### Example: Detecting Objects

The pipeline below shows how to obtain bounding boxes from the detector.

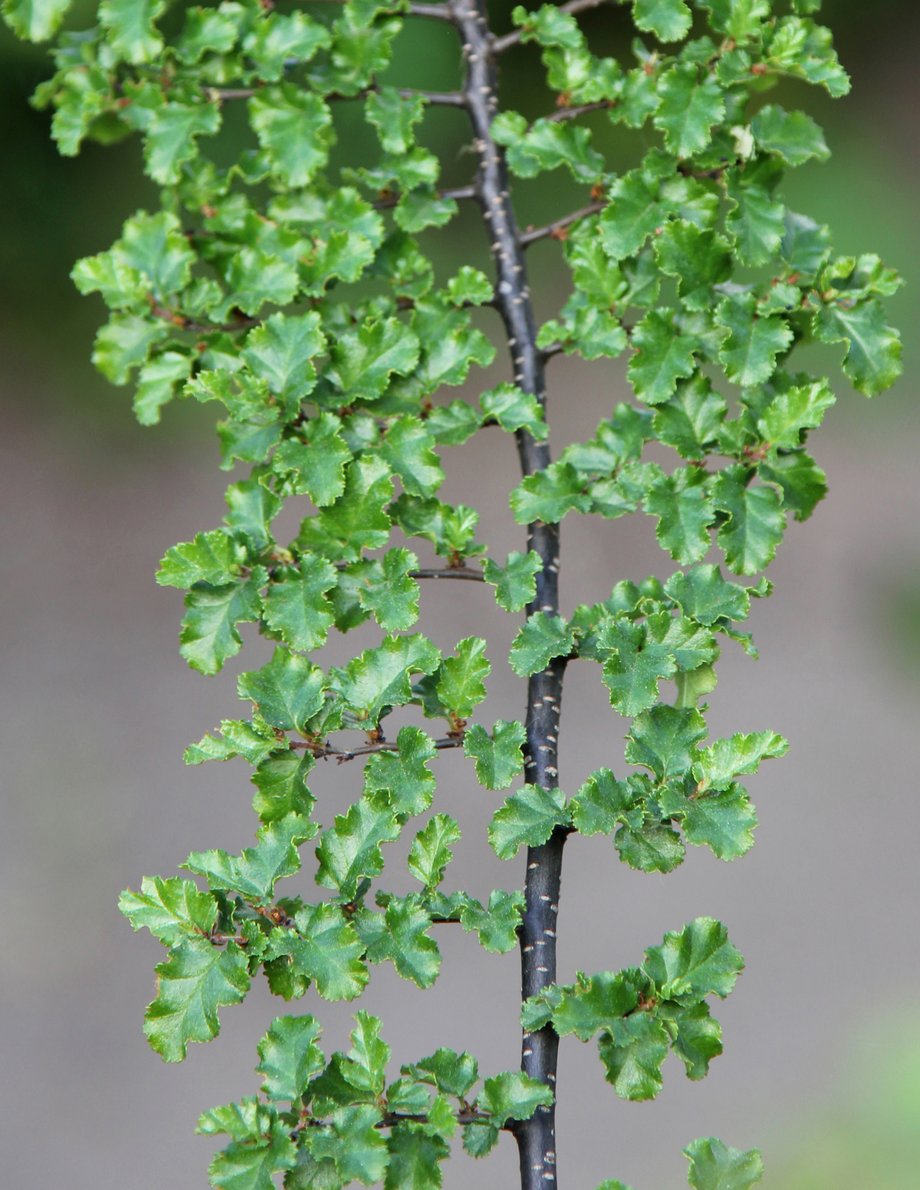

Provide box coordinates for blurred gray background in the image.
[2,2,919,1187]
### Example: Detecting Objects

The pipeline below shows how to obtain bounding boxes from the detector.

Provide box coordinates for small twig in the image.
[407,2,455,19]
[520,200,605,246]
[292,736,464,761]
[373,183,477,211]
[411,566,484,582]
[545,99,615,123]
[491,0,607,54]
[207,84,467,106]
[539,342,566,361]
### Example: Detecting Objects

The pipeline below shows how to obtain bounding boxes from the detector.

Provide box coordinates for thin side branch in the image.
[207,84,467,106]
[292,736,464,761]
[491,0,608,54]
[520,201,606,246]
[546,99,615,123]
[411,566,484,581]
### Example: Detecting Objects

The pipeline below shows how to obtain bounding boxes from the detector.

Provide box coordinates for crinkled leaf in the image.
[628,310,698,406]
[626,705,708,781]
[644,916,744,1003]
[712,469,786,575]
[262,556,338,652]
[509,613,576,677]
[463,720,526,790]
[654,65,724,158]
[144,937,250,1062]
[258,1015,325,1101]
[180,576,263,676]
[331,634,441,725]
[477,1072,553,1126]
[238,649,325,731]
[598,1014,670,1101]
[184,813,315,902]
[364,726,437,819]
[813,299,902,397]
[315,799,401,898]
[632,0,691,42]
[119,875,218,946]
[510,461,592,524]
[489,784,570,860]
[408,814,461,889]
[684,1137,764,1189]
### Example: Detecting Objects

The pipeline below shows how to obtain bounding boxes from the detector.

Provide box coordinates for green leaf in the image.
[184,814,315,902]
[684,1137,764,1189]
[483,551,540,612]
[179,576,263,676]
[766,15,849,97]
[813,299,902,397]
[262,557,338,652]
[759,448,827,522]
[275,903,369,1001]
[654,65,725,157]
[328,316,420,403]
[552,971,643,1041]
[599,612,716,716]
[406,1049,478,1101]
[315,798,401,899]
[683,785,758,860]
[99,0,165,63]
[570,769,637,836]
[385,1127,450,1190]
[258,1015,325,1101]
[243,313,326,408]
[644,917,744,1003]
[199,1099,297,1190]
[139,99,221,186]
[157,531,244,589]
[751,104,829,166]
[355,547,420,632]
[712,469,786,575]
[510,461,592,524]
[252,750,316,823]
[446,266,493,307]
[628,310,698,406]
[365,86,425,154]
[144,937,250,1062]
[626,705,708,781]
[509,613,576,677]
[408,814,461,889]
[489,784,569,860]
[298,455,393,561]
[477,1072,553,1126]
[599,168,669,261]
[134,351,192,426]
[437,637,490,718]
[655,223,732,312]
[308,1105,389,1185]
[185,719,279,768]
[273,415,352,508]
[652,377,727,461]
[459,889,525,954]
[598,1014,670,1101]
[238,649,326,731]
[725,183,786,269]
[119,876,217,946]
[757,380,835,447]
[716,296,793,388]
[664,566,753,627]
[250,85,332,187]
[662,999,722,1080]
[364,726,437,819]
[480,384,547,439]
[645,471,715,564]
[693,730,788,790]
[3,0,71,39]
[331,634,441,725]
[463,720,526,790]
[616,822,686,872]
[380,415,444,497]
[224,480,281,550]
[632,0,691,41]
[356,895,441,988]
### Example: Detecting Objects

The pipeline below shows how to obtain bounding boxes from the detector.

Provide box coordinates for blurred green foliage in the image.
[764,1012,920,1188]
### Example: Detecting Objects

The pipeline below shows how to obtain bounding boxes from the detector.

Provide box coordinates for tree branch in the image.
[520,201,606,246]
[491,0,608,54]
[207,84,467,106]
[449,2,566,1187]
[545,99,615,123]
[292,736,464,762]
